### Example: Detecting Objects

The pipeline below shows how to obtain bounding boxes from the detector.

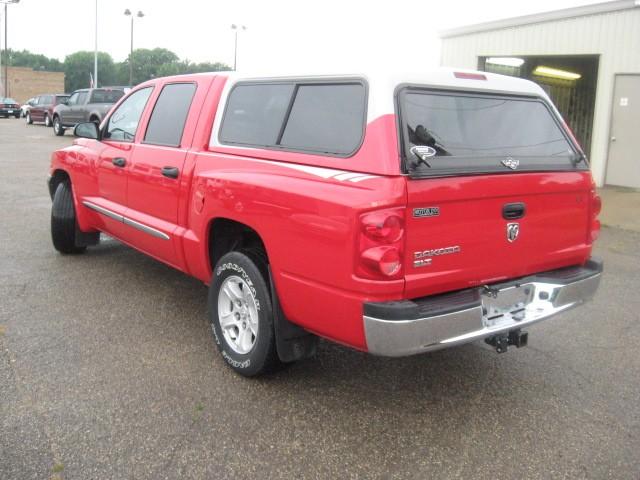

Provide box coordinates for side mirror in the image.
[74,122,100,140]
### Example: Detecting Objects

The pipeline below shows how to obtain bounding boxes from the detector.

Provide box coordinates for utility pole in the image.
[124,9,144,86]
[94,0,98,87]
[1,0,20,97]
[230,24,246,71]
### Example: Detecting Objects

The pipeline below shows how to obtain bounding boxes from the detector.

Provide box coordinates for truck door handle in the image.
[502,202,526,220]
[161,166,180,179]
[112,157,126,168]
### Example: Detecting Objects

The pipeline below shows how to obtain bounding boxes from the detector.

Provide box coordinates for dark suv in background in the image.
[52,87,127,136]
[26,94,70,126]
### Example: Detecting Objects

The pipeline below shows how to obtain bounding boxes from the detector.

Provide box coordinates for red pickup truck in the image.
[48,70,602,376]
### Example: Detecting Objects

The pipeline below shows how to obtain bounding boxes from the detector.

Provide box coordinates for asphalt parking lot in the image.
[1,117,639,480]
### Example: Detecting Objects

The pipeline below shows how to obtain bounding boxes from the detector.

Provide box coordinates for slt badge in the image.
[507,222,520,243]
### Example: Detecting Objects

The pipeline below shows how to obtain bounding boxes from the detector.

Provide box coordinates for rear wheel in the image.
[44,113,51,127]
[53,116,65,136]
[208,251,281,376]
[26,112,33,124]
[51,181,86,254]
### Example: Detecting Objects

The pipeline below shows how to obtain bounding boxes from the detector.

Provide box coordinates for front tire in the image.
[26,112,33,124]
[51,181,86,254]
[53,116,65,136]
[208,251,281,377]
[44,113,51,127]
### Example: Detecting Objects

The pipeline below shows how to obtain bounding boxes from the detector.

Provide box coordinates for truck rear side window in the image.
[144,83,197,147]
[399,89,581,176]
[219,84,294,147]
[280,84,365,155]
[218,81,366,157]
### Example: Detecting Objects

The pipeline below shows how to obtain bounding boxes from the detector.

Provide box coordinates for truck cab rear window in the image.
[399,89,580,176]
[90,89,125,104]
[219,81,366,156]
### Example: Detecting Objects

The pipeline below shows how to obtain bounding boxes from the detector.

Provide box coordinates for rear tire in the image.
[208,251,282,377]
[26,112,33,124]
[53,116,65,136]
[51,181,86,254]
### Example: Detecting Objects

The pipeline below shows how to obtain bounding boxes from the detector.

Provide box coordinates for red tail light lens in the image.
[589,190,601,243]
[361,211,404,243]
[361,246,402,277]
[591,194,601,217]
[454,72,487,80]
[358,208,404,279]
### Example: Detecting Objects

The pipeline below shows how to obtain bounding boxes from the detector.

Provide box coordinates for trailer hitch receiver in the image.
[485,329,528,353]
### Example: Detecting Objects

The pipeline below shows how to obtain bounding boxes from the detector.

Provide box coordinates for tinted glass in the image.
[56,95,70,104]
[280,84,366,155]
[403,92,573,158]
[105,87,152,142]
[76,92,88,105]
[41,95,54,105]
[219,83,294,146]
[3,98,17,104]
[67,93,79,105]
[144,83,196,146]
[90,89,125,104]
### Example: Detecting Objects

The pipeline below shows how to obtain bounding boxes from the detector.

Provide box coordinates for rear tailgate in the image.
[404,172,592,298]
[397,86,593,298]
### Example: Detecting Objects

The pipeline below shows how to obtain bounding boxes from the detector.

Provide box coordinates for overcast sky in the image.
[1,0,609,72]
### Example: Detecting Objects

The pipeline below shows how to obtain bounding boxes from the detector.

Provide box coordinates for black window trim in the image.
[142,81,198,148]
[217,77,369,158]
[394,84,587,178]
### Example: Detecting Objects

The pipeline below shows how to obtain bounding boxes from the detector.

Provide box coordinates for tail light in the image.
[588,186,601,244]
[357,208,404,279]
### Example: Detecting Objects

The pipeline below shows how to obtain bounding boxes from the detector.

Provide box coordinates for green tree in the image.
[125,48,180,85]
[183,61,230,74]
[0,49,64,72]
[63,51,116,92]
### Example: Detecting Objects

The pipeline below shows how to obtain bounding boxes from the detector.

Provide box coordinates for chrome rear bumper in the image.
[363,258,602,357]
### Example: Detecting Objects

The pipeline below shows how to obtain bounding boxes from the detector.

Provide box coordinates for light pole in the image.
[124,9,144,86]
[0,0,20,98]
[94,0,98,87]
[230,24,246,71]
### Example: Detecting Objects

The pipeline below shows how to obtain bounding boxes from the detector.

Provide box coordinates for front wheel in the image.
[44,113,51,127]
[53,116,65,136]
[51,181,86,254]
[208,251,281,376]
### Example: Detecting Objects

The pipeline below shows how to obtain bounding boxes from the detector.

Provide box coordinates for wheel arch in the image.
[207,217,268,273]
[48,169,71,200]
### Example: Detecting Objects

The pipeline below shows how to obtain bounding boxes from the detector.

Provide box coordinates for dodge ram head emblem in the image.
[501,157,519,170]
[506,223,520,242]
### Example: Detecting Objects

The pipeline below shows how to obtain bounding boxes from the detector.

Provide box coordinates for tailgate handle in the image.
[503,202,526,219]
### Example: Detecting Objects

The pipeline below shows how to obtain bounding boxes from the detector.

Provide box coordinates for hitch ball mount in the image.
[485,329,528,353]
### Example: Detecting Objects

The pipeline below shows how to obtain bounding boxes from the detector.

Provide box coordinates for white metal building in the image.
[440,0,640,188]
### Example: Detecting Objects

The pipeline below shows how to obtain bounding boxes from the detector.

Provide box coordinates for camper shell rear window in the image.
[397,87,585,177]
